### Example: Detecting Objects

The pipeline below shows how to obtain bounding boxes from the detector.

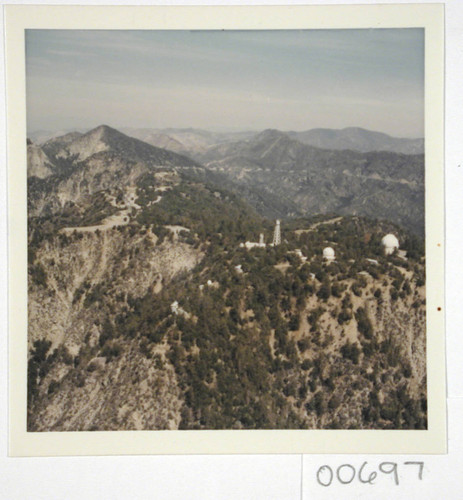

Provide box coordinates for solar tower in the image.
[272,219,281,246]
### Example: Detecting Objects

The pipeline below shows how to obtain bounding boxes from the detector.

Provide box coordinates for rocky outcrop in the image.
[28,227,204,351]
[27,144,55,179]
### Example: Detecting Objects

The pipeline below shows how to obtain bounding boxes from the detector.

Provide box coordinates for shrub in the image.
[288,314,300,331]
[317,281,331,300]
[355,307,373,339]
[301,359,311,370]
[47,379,60,395]
[30,263,48,288]
[297,338,310,353]
[340,341,360,364]
[337,308,352,325]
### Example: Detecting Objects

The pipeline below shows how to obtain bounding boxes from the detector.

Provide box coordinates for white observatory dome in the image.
[381,234,399,255]
[323,247,335,261]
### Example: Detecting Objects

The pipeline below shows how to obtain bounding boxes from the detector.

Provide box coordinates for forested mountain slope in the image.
[195,129,425,236]
[27,127,426,430]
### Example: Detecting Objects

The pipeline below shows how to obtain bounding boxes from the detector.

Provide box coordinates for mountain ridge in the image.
[30,125,424,155]
[195,128,424,235]
[29,125,425,235]
[27,125,202,219]
[287,127,424,154]
[50,125,201,168]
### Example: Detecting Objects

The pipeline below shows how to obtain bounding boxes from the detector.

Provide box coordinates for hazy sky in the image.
[26,29,424,137]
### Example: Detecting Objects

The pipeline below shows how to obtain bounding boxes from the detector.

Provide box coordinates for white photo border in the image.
[6,3,445,456]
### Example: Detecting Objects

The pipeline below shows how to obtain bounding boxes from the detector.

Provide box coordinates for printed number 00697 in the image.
[316,461,424,487]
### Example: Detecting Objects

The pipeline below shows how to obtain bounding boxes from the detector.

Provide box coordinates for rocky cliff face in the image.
[41,131,83,158]
[27,144,55,179]
[287,261,426,428]
[28,227,204,351]
[28,226,202,431]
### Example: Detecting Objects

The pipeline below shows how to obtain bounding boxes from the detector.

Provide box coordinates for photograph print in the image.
[26,28,428,432]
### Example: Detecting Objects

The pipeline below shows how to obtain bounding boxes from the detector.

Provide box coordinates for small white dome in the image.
[323,247,335,260]
[382,234,399,255]
[381,234,399,249]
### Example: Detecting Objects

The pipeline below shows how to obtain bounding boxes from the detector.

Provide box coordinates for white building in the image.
[323,247,335,261]
[170,301,179,314]
[381,234,399,255]
[291,249,307,262]
[239,220,280,250]
[240,233,266,250]
[171,301,189,318]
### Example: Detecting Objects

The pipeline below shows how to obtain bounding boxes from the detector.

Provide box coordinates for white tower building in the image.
[272,220,281,246]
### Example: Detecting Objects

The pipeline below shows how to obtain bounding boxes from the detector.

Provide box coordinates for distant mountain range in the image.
[30,125,424,156]
[195,129,425,235]
[287,127,424,155]
[28,125,424,235]
[120,128,257,156]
